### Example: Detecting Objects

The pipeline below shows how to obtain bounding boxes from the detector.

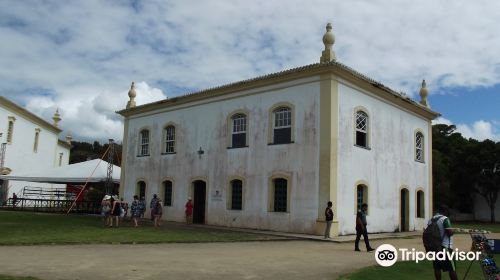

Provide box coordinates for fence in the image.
[2,198,100,214]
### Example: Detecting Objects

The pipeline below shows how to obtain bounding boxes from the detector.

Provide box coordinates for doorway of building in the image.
[400,188,409,232]
[137,181,146,199]
[193,180,206,224]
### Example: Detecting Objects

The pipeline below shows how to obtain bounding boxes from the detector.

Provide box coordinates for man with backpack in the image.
[423,205,457,280]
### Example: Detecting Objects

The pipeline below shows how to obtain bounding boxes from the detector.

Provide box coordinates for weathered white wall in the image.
[336,80,431,235]
[0,104,69,198]
[122,78,321,234]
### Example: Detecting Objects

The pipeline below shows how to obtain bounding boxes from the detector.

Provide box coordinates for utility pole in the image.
[105,139,114,195]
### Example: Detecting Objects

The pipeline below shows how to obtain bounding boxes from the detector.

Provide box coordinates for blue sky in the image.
[0,0,498,142]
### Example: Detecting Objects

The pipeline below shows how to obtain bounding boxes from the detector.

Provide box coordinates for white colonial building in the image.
[118,24,439,236]
[0,96,71,202]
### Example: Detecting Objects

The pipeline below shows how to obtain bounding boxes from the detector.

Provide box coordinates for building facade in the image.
[0,96,71,202]
[118,24,439,236]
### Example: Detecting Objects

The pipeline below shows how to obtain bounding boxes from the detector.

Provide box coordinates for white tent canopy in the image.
[0,159,120,184]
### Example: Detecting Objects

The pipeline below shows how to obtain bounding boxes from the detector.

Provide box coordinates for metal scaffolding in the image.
[104,139,114,195]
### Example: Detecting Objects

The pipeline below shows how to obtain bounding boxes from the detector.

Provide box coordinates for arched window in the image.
[415,132,424,162]
[416,190,425,218]
[139,129,150,156]
[272,107,292,144]
[355,111,368,148]
[163,180,173,206]
[273,178,288,212]
[231,114,247,148]
[164,125,176,153]
[356,184,368,212]
[230,179,243,210]
[33,128,40,153]
[137,181,146,199]
[6,116,15,144]
[58,153,63,166]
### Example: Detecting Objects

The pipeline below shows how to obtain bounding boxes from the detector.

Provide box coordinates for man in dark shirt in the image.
[324,201,334,239]
[355,203,374,252]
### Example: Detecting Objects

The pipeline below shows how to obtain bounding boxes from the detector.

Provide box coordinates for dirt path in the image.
[0,234,495,280]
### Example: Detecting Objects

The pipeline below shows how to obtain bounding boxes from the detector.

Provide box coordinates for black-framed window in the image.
[230,179,242,210]
[417,190,424,218]
[231,114,247,148]
[356,184,367,212]
[273,107,292,144]
[164,180,173,206]
[139,129,150,156]
[7,120,14,143]
[273,178,287,212]
[165,125,175,153]
[415,132,424,162]
[355,111,368,147]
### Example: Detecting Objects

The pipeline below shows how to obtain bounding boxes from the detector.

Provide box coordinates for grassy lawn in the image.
[338,259,491,280]
[0,211,281,245]
[454,222,500,233]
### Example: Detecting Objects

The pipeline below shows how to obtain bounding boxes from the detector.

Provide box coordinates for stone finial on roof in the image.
[419,80,430,108]
[52,108,61,127]
[320,22,336,63]
[126,82,137,109]
[65,133,72,145]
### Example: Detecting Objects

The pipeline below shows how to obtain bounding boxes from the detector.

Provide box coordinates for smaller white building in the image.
[0,96,71,202]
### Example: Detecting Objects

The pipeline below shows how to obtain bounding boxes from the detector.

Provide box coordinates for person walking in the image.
[150,194,158,221]
[12,193,17,208]
[139,197,146,218]
[355,203,374,252]
[185,197,193,224]
[110,196,122,227]
[100,196,111,227]
[431,205,457,280]
[154,199,163,227]
[130,195,141,227]
[324,201,334,239]
[120,198,128,221]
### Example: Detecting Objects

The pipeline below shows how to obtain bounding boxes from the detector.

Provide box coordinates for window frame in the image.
[163,125,176,154]
[416,189,425,218]
[229,179,243,210]
[354,109,370,149]
[268,174,292,213]
[162,180,173,207]
[138,129,150,156]
[227,110,249,149]
[33,128,41,153]
[415,131,425,163]
[268,103,295,145]
[354,182,369,215]
[6,116,16,144]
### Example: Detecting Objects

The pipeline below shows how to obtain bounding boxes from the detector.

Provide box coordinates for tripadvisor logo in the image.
[375,244,398,267]
[374,244,482,267]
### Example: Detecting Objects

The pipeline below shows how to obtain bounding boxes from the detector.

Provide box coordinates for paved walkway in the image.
[2,233,497,280]
[185,222,422,243]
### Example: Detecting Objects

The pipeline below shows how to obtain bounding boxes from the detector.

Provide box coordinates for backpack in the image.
[423,215,444,252]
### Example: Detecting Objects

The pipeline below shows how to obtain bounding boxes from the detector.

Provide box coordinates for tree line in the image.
[433,124,500,222]
[70,141,122,167]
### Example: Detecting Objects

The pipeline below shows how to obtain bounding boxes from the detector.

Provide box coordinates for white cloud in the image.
[23,82,166,142]
[433,117,500,141]
[456,120,499,141]
[0,0,499,141]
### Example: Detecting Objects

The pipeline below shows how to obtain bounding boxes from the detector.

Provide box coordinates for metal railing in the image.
[2,198,101,214]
